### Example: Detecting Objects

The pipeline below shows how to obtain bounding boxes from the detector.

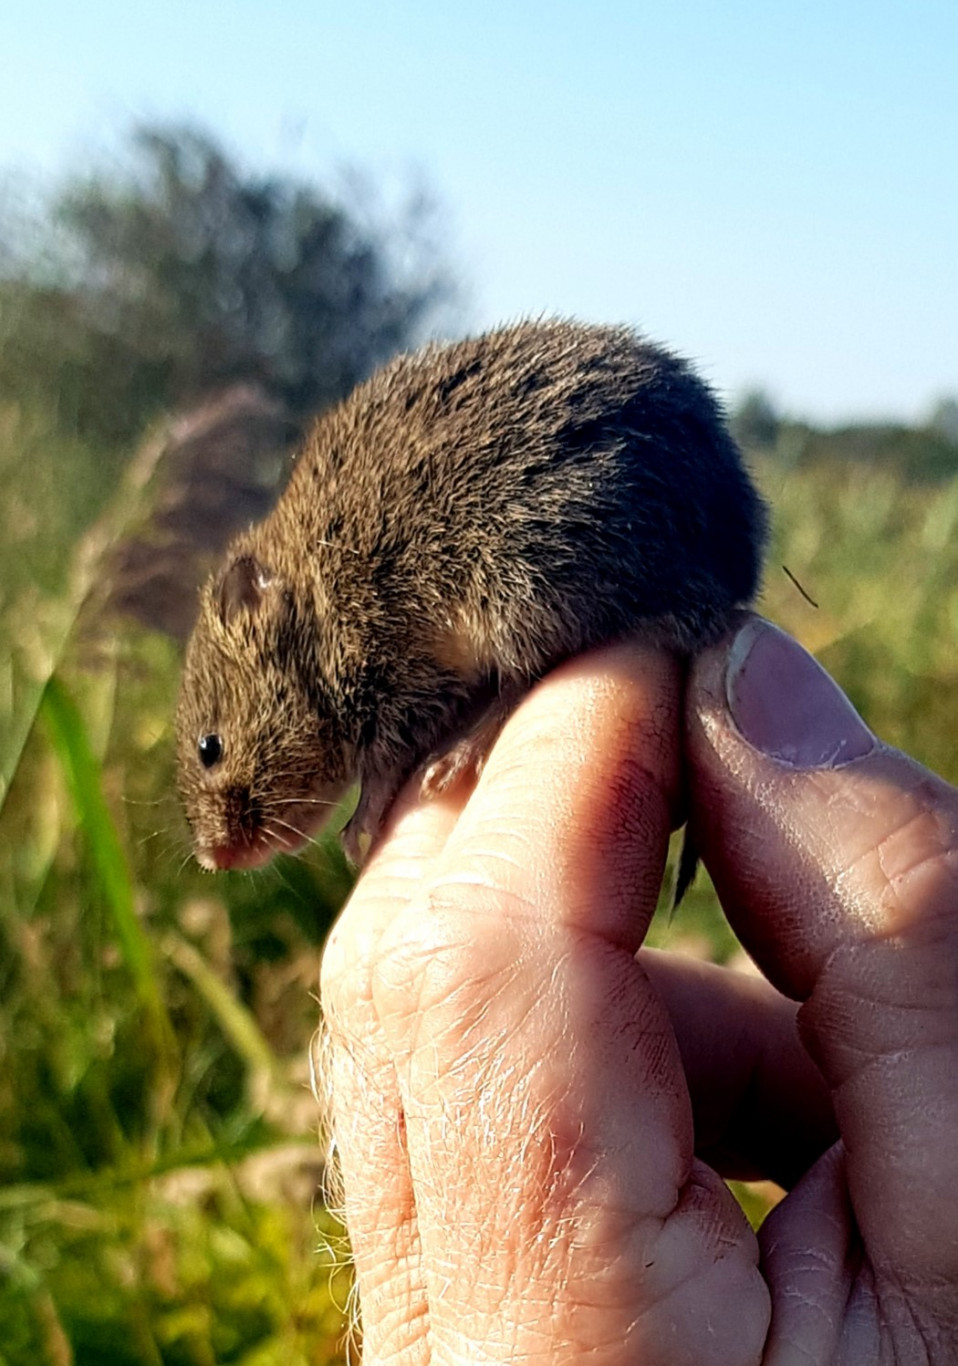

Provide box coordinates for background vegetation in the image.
[1,123,956,1365]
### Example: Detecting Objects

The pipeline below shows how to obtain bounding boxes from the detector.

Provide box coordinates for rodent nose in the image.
[202,840,271,871]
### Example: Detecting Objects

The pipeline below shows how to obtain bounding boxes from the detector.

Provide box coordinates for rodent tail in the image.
[671,826,700,910]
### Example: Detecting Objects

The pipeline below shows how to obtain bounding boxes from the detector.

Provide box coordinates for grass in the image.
[2,399,957,1362]
[0,404,355,1364]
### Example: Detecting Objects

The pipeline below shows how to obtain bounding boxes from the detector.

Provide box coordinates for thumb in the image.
[685,615,958,999]
[685,615,958,1286]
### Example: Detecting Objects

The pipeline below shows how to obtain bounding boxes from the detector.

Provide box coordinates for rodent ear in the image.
[218,554,273,626]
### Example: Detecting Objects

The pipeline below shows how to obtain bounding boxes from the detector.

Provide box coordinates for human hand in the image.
[319,617,958,1363]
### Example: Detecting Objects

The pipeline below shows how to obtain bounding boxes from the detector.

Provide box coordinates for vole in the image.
[176,319,767,888]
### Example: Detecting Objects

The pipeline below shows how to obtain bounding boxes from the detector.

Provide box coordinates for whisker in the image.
[136,828,172,850]
[258,798,338,814]
[263,816,310,844]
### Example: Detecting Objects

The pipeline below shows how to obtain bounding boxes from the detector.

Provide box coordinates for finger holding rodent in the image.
[420,639,687,949]
[319,788,466,1364]
[366,642,769,1365]
[686,616,958,1322]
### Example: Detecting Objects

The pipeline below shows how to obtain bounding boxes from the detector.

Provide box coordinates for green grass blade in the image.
[0,414,177,822]
[39,674,176,1059]
[163,932,281,1107]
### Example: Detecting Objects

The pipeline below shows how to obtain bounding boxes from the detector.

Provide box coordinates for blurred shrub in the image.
[729,389,780,451]
[0,122,455,450]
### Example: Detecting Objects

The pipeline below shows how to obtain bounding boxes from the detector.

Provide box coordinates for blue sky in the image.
[1,0,955,421]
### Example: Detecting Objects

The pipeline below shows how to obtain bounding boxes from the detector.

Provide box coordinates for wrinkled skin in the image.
[321,616,958,1365]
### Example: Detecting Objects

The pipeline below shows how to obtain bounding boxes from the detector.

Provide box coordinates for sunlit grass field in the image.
[2,402,957,1364]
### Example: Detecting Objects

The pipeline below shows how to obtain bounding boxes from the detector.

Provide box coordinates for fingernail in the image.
[726,619,875,768]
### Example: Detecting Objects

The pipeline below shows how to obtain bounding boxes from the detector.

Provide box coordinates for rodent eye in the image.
[198,733,223,769]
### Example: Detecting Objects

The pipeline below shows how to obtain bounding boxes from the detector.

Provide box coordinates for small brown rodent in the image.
[177,319,767,877]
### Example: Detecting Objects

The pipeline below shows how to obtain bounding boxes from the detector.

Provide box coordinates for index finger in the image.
[366,642,770,1363]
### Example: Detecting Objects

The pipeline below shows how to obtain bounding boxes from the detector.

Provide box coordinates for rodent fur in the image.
[177,319,767,872]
